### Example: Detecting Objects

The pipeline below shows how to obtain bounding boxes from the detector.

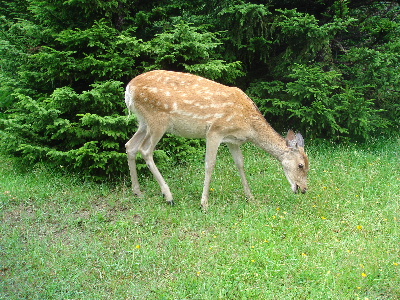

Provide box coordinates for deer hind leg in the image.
[126,123,147,197]
[139,125,174,205]
[227,143,254,200]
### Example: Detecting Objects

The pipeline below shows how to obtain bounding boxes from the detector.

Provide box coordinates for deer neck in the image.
[251,118,288,162]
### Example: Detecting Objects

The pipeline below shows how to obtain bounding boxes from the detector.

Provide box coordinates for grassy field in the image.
[1,137,399,299]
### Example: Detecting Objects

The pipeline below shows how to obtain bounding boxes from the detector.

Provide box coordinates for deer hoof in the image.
[134,191,144,198]
[200,204,208,213]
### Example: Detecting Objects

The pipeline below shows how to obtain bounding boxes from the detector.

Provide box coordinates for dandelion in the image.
[321,216,327,220]
[357,225,363,230]
[394,262,399,266]
[135,245,141,249]
[362,272,367,277]
[301,253,308,257]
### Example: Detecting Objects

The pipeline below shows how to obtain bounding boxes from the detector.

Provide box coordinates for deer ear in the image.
[296,133,305,147]
[286,130,297,149]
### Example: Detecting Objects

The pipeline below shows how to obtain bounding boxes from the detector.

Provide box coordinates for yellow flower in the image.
[357,225,363,230]
[135,245,141,249]
[321,216,327,220]
[301,253,308,257]
[362,272,367,277]
[393,262,399,266]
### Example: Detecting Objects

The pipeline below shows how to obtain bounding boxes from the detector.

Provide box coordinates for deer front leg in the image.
[201,134,222,211]
[227,143,254,200]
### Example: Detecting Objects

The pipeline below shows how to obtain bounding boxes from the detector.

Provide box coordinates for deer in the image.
[125,70,309,210]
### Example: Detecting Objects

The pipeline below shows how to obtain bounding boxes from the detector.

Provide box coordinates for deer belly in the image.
[167,117,208,138]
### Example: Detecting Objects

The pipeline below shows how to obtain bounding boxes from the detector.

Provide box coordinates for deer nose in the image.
[295,185,307,194]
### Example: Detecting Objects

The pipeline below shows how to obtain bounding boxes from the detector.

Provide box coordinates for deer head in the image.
[282,130,309,194]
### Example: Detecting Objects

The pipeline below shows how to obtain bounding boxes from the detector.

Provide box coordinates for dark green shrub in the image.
[248,64,389,140]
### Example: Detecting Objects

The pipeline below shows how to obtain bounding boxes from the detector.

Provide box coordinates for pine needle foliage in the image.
[1,0,399,178]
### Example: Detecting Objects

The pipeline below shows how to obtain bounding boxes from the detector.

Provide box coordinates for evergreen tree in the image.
[1,0,399,177]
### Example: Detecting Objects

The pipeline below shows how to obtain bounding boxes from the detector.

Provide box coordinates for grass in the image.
[1,137,399,299]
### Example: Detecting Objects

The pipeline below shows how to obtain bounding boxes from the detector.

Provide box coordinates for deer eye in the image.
[298,163,304,169]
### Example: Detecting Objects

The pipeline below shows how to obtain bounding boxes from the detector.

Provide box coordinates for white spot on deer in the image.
[192,113,211,120]
[183,99,194,105]
[194,103,209,109]
[148,87,158,94]
[226,114,235,122]
[175,110,194,118]
[209,103,221,108]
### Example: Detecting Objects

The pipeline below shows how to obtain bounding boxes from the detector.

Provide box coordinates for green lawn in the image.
[1,138,399,299]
